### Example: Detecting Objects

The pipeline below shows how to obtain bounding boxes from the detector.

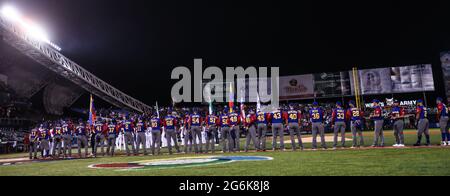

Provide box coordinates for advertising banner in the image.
[314,72,352,98]
[279,74,314,100]
[441,52,450,102]
[390,64,435,93]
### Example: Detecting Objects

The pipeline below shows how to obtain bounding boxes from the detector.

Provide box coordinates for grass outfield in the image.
[0,129,449,176]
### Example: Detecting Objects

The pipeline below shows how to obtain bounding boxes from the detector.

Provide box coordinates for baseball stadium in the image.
[0,1,450,177]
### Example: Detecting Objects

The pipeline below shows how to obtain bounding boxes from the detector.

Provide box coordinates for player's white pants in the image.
[116,133,126,151]
[161,131,177,148]
[145,129,152,148]
[49,141,54,155]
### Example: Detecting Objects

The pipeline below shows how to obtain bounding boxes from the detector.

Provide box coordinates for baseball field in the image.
[0,129,449,176]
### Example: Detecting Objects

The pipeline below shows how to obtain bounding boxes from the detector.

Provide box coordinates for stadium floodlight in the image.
[1,6,21,21]
[1,5,61,51]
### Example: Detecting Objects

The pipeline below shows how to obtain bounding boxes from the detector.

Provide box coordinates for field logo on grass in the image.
[89,156,273,171]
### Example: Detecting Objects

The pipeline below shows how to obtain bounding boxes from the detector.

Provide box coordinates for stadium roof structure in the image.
[0,6,151,114]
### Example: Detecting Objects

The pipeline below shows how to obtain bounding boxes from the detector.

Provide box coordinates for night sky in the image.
[3,0,450,106]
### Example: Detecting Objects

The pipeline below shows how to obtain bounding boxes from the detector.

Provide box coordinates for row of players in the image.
[27,97,449,160]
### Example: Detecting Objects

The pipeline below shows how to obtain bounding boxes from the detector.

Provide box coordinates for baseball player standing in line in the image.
[436,97,449,146]
[93,119,106,157]
[106,119,118,156]
[135,118,148,155]
[61,121,73,158]
[370,99,384,147]
[75,120,89,158]
[52,123,63,158]
[391,100,406,147]
[29,126,39,160]
[229,108,241,152]
[286,104,303,151]
[164,111,181,155]
[190,109,203,154]
[150,114,162,155]
[331,101,346,150]
[256,109,268,152]
[414,99,431,146]
[271,107,285,151]
[347,100,364,148]
[310,102,327,150]
[244,109,259,152]
[39,124,50,158]
[205,112,219,153]
[183,112,194,153]
[123,116,137,156]
[220,109,232,153]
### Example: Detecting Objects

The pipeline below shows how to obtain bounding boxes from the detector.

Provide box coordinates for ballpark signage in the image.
[89,156,273,171]
[313,72,352,98]
[441,52,450,102]
[279,74,314,100]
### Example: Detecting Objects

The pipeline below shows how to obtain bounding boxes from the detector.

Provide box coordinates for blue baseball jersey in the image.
[438,103,448,117]
[332,108,346,122]
[207,115,218,126]
[75,125,86,136]
[123,120,133,132]
[107,123,117,134]
[150,118,161,131]
[94,123,103,134]
[310,108,323,123]
[271,110,283,124]
[220,115,230,127]
[54,126,62,136]
[229,113,240,125]
[416,106,427,119]
[348,108,362,121]
[62,124,71,135]
[256,111,268,124]
[136,122,146,132]
[371,106,383,121]
[391,106,404,119]
[287,110,300,123]
[190,114,201,126]
[30,129,39,140]
[164,115,176,130]
[39,129,50,140]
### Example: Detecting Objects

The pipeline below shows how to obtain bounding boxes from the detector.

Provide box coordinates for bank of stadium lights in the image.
[1,5,61,51]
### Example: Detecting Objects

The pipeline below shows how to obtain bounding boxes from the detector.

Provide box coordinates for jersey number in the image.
[312,113,321,120]
[192,117,200,124]
[166,120,173,126]
[258,115,265,121]
[289,113,297,120]
[273,113,281,119]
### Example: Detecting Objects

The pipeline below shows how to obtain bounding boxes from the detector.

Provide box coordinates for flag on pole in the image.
[229,82,234,113]
[209,102,213,115]
[155,101,160,118]
[88,94,96,126]
[240,88,245,121]
[256,91,261,112]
